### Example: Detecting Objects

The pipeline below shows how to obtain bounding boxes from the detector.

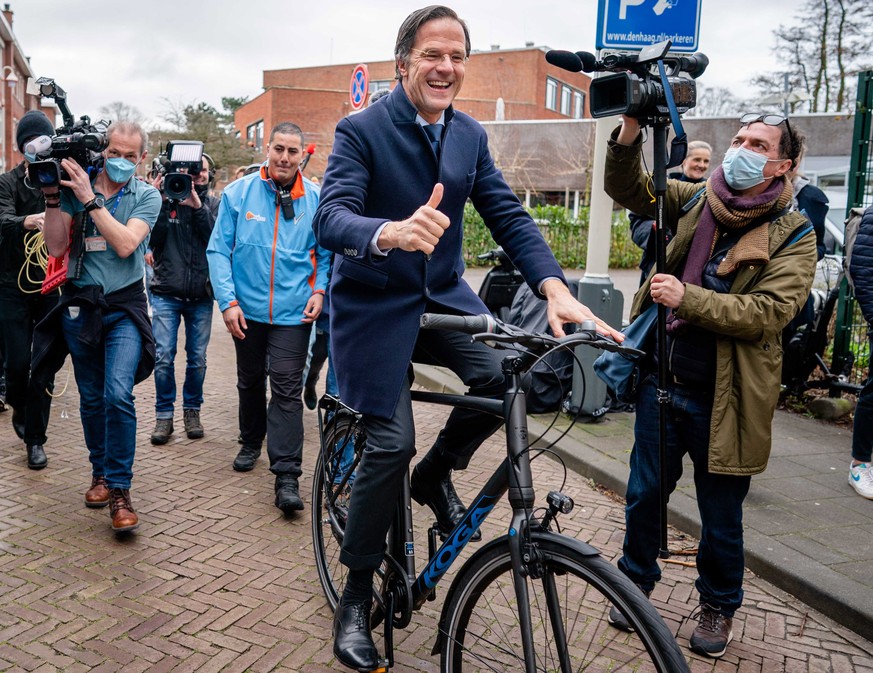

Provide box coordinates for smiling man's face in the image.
[398,17,467,124]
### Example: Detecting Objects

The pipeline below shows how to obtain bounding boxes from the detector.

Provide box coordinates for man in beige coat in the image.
[604,113,816,659]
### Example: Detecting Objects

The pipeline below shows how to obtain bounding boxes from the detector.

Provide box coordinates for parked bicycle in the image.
[782,254,862,397]
[311,313,691,673]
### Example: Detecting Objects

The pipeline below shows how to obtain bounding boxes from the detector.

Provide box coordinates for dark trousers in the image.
[0,286,56,444]
[340,325,505,571]
[852,328,873,463]
[619,376,751,617]
[234,321,309,478]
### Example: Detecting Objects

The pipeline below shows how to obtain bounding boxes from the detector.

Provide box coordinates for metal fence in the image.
[832,70,873,391]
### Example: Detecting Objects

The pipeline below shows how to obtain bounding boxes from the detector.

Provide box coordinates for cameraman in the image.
[148,155,218,444]
[604,114,816,658]
[0,110,58,470]
[34,121,161,534]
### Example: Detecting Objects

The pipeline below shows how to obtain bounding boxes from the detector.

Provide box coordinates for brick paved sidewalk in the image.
[0,314,871,672]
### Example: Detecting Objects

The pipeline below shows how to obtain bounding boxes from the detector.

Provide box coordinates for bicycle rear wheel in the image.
[440,532,689,673]
[311,412,363,611]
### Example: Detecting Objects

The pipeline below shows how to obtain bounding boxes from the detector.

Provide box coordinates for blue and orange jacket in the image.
[207,164,329,325]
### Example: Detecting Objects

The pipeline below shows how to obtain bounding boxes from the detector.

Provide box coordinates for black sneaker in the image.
[608,584,652,632]
[689,603,733,658]
[275,474,304,513]
[150,418,174,445]
[233,445,261,472]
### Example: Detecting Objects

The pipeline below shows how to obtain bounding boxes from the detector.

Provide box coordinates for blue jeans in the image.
[62,307,142,490]
[852,328,873,463]
[151,294,213,418]
[619,376,751,617]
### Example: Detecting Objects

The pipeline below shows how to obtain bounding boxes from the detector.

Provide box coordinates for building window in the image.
[247,120,264,152]
[574,91,585,119]
[545,78,558,111]
[560,86,572,116]
[369,80,391,94]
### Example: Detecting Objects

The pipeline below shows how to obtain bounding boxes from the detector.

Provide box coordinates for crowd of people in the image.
[1,4,871,668]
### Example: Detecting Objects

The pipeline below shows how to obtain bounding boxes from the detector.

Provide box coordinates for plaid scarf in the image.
[667,166,793,335]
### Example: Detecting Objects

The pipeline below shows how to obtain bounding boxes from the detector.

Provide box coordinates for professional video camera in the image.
[150,140,205,202]
[545,40,708,122]
[25,77,110,189]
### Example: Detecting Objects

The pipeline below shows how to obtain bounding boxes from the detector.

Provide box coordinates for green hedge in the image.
[462,203,639,269]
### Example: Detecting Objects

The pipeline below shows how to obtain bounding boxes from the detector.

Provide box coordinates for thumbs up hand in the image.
[377,183,450,255]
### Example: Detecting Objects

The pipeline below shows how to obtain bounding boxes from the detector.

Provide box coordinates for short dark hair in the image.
[269,122,304,146]
[394,5,471,79]
[781,124,804,170]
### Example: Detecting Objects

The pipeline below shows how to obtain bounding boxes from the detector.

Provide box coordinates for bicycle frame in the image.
[377,354,547,672]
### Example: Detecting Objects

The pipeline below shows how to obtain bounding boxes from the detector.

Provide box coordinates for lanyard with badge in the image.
[84,186,125,253]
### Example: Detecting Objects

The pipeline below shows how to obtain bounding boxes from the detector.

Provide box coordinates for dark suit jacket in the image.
[313,84,564,418]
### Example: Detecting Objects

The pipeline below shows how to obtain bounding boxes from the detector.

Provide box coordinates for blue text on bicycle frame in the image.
[421,493,500,589]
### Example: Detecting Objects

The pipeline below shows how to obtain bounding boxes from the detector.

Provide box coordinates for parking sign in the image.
[596,0,703,52]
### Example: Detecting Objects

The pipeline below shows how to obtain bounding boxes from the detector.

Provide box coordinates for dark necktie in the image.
[424,124,442,157]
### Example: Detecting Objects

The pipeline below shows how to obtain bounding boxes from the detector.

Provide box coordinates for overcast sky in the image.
[10,0,789,128]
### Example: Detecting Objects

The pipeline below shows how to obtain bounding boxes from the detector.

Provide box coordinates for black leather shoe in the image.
[411,465,481,541]
[232,445,260,472]
[275,474,304,513]
[11,408,25,439]
[333,598,379,671]
[26,444,47,470]
[303,383,318,411]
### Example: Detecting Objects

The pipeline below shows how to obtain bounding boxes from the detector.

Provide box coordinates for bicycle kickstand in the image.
[380,592,394,672]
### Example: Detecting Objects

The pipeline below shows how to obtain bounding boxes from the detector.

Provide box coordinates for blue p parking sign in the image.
[596,0,702,52]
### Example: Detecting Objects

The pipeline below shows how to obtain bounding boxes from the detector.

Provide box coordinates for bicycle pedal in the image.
[366,661,389,673]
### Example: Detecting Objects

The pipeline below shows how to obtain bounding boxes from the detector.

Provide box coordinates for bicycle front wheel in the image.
[440,533,689,673]
[311,412,363,611]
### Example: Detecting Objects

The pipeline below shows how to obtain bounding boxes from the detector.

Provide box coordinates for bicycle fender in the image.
[430,529,601,655]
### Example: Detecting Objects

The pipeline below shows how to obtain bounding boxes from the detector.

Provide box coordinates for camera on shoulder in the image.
[150,140,204,203]
[25,77,109,189]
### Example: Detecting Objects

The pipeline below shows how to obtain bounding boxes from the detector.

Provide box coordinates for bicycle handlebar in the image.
[419,313,644,360]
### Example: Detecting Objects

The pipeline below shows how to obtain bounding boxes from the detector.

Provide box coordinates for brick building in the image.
[233,45,593,177]
[0,4,54,173]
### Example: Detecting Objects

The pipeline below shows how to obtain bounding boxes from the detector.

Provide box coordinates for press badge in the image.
[85,236,107,252]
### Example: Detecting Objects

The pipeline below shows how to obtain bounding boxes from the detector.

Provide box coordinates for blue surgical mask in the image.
[721,146,775,191]
[105,157,138,184]
[24,150,37,163]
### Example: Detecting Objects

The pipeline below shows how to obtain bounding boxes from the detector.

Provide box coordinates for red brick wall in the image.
[234,48,592,177]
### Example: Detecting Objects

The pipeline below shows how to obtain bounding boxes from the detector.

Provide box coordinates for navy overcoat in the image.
[313,84,565,418]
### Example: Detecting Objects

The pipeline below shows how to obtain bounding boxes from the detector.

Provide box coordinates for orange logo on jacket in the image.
[245,211,267,222]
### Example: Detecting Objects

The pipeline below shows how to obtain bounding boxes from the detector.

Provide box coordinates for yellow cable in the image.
[18,229,50,294]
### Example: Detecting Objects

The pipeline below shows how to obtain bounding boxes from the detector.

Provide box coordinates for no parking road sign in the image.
[349,64,369,112]
[596,0,702,52]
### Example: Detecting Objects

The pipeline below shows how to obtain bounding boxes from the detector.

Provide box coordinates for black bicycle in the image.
[311,313,690,673]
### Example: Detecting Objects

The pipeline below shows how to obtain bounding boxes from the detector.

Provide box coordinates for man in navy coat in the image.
[313,6,619,669]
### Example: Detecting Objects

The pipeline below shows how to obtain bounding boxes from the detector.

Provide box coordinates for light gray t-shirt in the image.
[62,176,161,294]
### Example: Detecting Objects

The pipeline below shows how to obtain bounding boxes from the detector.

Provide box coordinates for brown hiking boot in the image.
[689,603,733,658]
[183,409,204,439]
[85,475,110,508]
[150,418,174,445]
[109,488,139,533]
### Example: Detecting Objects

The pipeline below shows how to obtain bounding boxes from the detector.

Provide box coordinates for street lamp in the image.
[2,65,18,89]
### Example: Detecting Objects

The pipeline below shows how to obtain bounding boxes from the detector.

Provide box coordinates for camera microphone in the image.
[24,135,53,157]
[305,144,316,155]
[576,51,598,73]
[545,50,584,73]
